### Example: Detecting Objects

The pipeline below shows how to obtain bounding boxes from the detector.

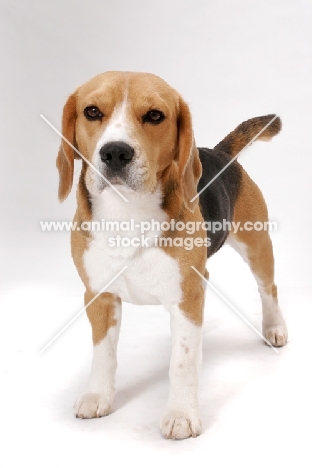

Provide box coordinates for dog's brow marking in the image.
[191,266,279,353]
[190,115,278,202]
[40,114,129,203]
[39,266,128,354]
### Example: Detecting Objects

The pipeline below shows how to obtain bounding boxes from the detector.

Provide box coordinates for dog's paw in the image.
[263,324,288,347]
[74,393,112,419]
[161,411,202,440]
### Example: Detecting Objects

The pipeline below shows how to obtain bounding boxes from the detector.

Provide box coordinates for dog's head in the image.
[56,71,201,211]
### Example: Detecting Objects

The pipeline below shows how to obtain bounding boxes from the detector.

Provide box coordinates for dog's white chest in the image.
[83,187,182,306]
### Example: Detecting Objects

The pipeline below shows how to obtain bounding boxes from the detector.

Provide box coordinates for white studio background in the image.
[0,1,311,466]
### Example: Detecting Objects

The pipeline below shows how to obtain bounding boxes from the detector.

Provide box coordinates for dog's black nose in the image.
[100,142,134,171]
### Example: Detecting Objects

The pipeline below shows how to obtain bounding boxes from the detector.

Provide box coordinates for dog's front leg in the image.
[161,304,203,439]
[74,291,121,418]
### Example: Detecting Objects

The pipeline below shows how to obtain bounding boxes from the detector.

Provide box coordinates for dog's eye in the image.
[143,110,165,125]
[84,106,103,121]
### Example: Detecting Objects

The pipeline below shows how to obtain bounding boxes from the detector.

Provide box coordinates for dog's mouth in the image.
[95,161,150,195]
[106,175,124,185]
[101,165,128,185]
[99,171,137,193]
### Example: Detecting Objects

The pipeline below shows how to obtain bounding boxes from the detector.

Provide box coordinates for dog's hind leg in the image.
[227,169,288,347]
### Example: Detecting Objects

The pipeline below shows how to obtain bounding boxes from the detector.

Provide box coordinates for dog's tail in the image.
[214,114,281,158]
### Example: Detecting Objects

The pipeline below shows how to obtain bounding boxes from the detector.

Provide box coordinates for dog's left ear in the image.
[177,97,202,212]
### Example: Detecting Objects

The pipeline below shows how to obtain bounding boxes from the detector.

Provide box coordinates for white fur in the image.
[74,299,122,418]
[161,305,202,439]
[257,282,288,346]
[226,233,249,262]
[83,186,182,306]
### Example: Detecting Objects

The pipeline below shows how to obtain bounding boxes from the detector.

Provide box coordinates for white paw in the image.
[74,393,112,419]
[263,324,288,347]
[161,411,202,440]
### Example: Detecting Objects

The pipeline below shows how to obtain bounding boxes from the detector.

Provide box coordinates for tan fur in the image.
[159,163,206,324]
[215,114,281,157]
[213,114,283,310]
[176,98,202,212]
[70,166,93,288]
[56,93,78,201]
[71,222,121,344]
[157,98,206,324]
[84,291,120,345]
[231,167,277,297]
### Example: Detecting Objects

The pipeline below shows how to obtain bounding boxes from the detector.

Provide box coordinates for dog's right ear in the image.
[56,92,78,202]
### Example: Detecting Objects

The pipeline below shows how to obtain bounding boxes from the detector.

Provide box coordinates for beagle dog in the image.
[56,71,288,439]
